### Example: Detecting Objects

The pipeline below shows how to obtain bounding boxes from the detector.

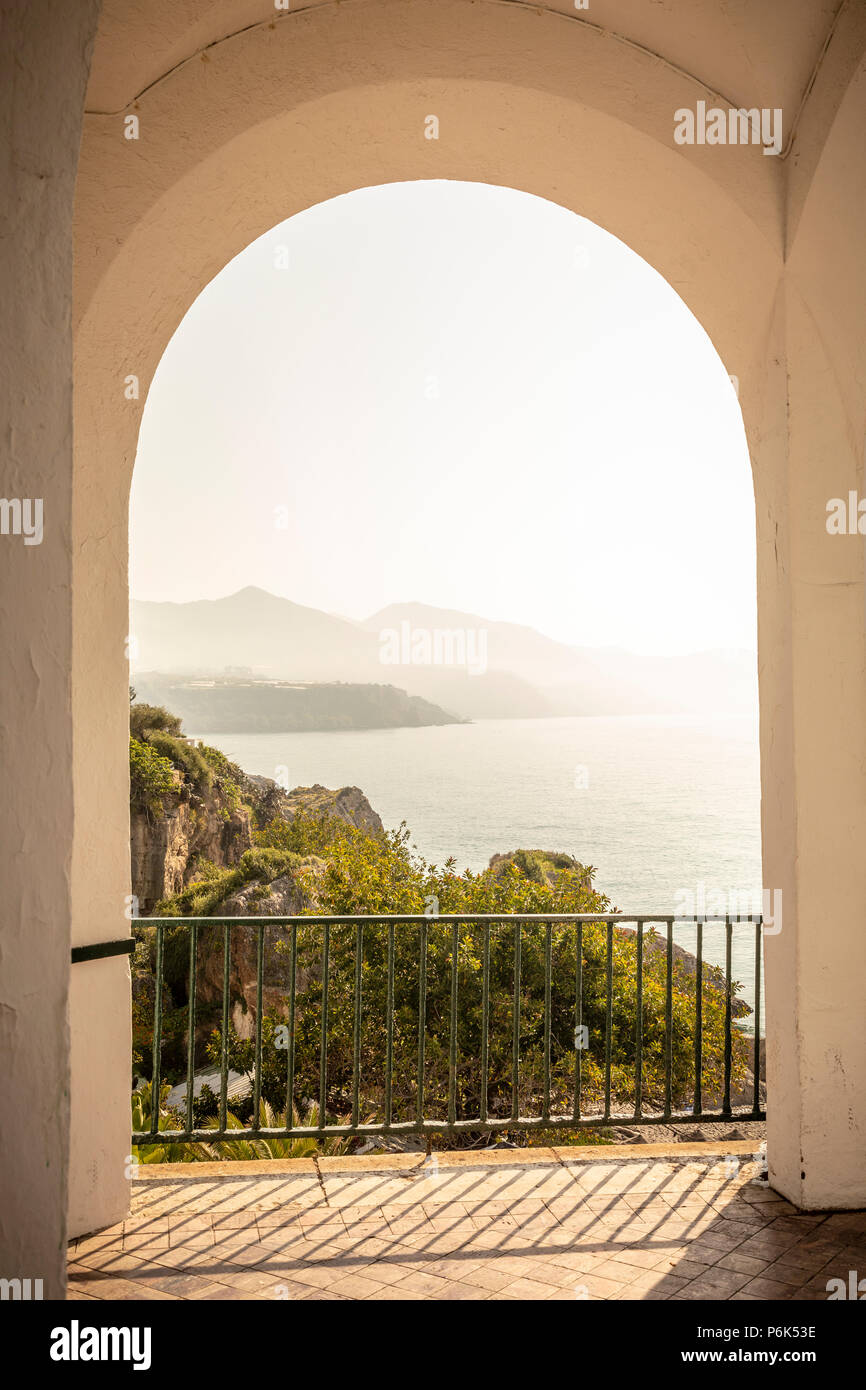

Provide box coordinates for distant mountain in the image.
[367,601,595,687]
[364,602,758,716]
[132,587,379,684]
[131,588,758,720]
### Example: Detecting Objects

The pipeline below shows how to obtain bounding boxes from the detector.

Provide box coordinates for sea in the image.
[195,714,764,1025]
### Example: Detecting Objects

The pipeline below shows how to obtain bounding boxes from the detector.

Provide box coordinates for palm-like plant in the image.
[131,1081,216,1163]
[131,1088,353,1163]
[203,1099,353,1160]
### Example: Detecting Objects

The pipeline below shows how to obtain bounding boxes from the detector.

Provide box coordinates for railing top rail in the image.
[134,912,764,926]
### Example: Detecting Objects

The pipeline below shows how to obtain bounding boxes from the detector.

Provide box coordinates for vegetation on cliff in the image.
[130,696,248,814]
[134,807,751,1154]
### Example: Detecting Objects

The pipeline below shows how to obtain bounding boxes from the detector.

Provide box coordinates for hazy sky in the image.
[131,180,756,655]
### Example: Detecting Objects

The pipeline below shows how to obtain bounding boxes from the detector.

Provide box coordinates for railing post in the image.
[604,923,613,1123]
[634,921,643,1121]
[185,922,198,1136]
[693,921,703,1117]
[663,920,673,1122]
[252,925,264,1130]
[285,922,297,1129]
[723,917,733,1118]
[150,923,165,1138]
[573,922,582,1122]
[480,921,490,1125]
[318,923,330,1125]
[218,923,230,1134]
[448,922,459,1127]
[351,923,364,1129]
[511,921,522,1123]
[416,919,427,1127]
[385,923,395,1130]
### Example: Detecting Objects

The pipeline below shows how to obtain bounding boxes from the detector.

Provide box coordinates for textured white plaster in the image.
[0,0,100,1297]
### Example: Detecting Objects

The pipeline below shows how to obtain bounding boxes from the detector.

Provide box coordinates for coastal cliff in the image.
[129,701,382,913]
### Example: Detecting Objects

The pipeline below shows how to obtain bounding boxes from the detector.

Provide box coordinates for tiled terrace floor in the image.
[67,1144,866,1302]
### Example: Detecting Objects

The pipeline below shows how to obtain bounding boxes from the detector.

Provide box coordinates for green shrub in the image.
[129,737,176,816]
[255,809,355,857]
[130,702,183,741]
[151,847,303,918]
[149,815,750,1135]
[130,700,248,810]
[147,732,214,793]
[198,744,246,812]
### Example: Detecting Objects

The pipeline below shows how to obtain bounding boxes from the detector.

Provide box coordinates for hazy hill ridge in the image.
[131,587,758,720]
[131,676,465,734]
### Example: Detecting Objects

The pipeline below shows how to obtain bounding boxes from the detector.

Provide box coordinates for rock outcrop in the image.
[130,785,251,915]
[488,850,592,888]
[194,857,327,1039]
[246,777,383,836]
[131,772,382,914]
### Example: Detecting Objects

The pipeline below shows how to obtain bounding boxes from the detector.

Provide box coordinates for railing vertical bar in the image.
[573,923,583,1121]
[511,921,522,1122]
[285,922,297,1128]
[448,921,459,1127]
[634,922,643,1120]
[603,923,613,1122]
[219,923,230,1134]
[416,920,427,1125]
[480,921,490,1124]
[694,921,703,1116]
[664,920,673,1122]
[150,923,165,1137]
[543,922,553,1123]
[752,919,762,1117]
[318,923,330,1124]
[252,925,264,1130]
[185,922,197,1136]
[351,923,364,1128]
[723,917,733,1117]
[385,923,395,1129]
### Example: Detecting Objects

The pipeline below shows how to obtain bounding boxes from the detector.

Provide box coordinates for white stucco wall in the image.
[763,42,866,1208]
[0,0,100,1297]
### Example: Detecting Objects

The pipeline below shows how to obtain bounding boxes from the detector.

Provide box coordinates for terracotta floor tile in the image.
[675,1266,753,1298]
[365,1287,425,1299]
[496,1276,557,1300]
[327,1273,387,1299]
[738,1275,798,1299]
[392,1270,452,1297]
[715,1251,771,1276]
[67,1159,866,1303]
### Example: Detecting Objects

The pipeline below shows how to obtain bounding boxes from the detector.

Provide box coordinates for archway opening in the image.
[127,179,762,1148]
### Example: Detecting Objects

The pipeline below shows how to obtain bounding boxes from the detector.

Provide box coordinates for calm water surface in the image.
[197,715,764,1020]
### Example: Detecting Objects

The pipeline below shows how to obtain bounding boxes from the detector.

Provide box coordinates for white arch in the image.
[61,0,866,1231]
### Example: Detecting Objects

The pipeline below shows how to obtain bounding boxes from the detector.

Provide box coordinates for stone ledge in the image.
[132,1138,762,1181]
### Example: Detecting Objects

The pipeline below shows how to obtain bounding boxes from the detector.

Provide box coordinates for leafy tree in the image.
[150,815,750,1138]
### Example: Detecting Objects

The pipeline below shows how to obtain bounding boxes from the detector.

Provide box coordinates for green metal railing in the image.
[131,914,765,1146]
